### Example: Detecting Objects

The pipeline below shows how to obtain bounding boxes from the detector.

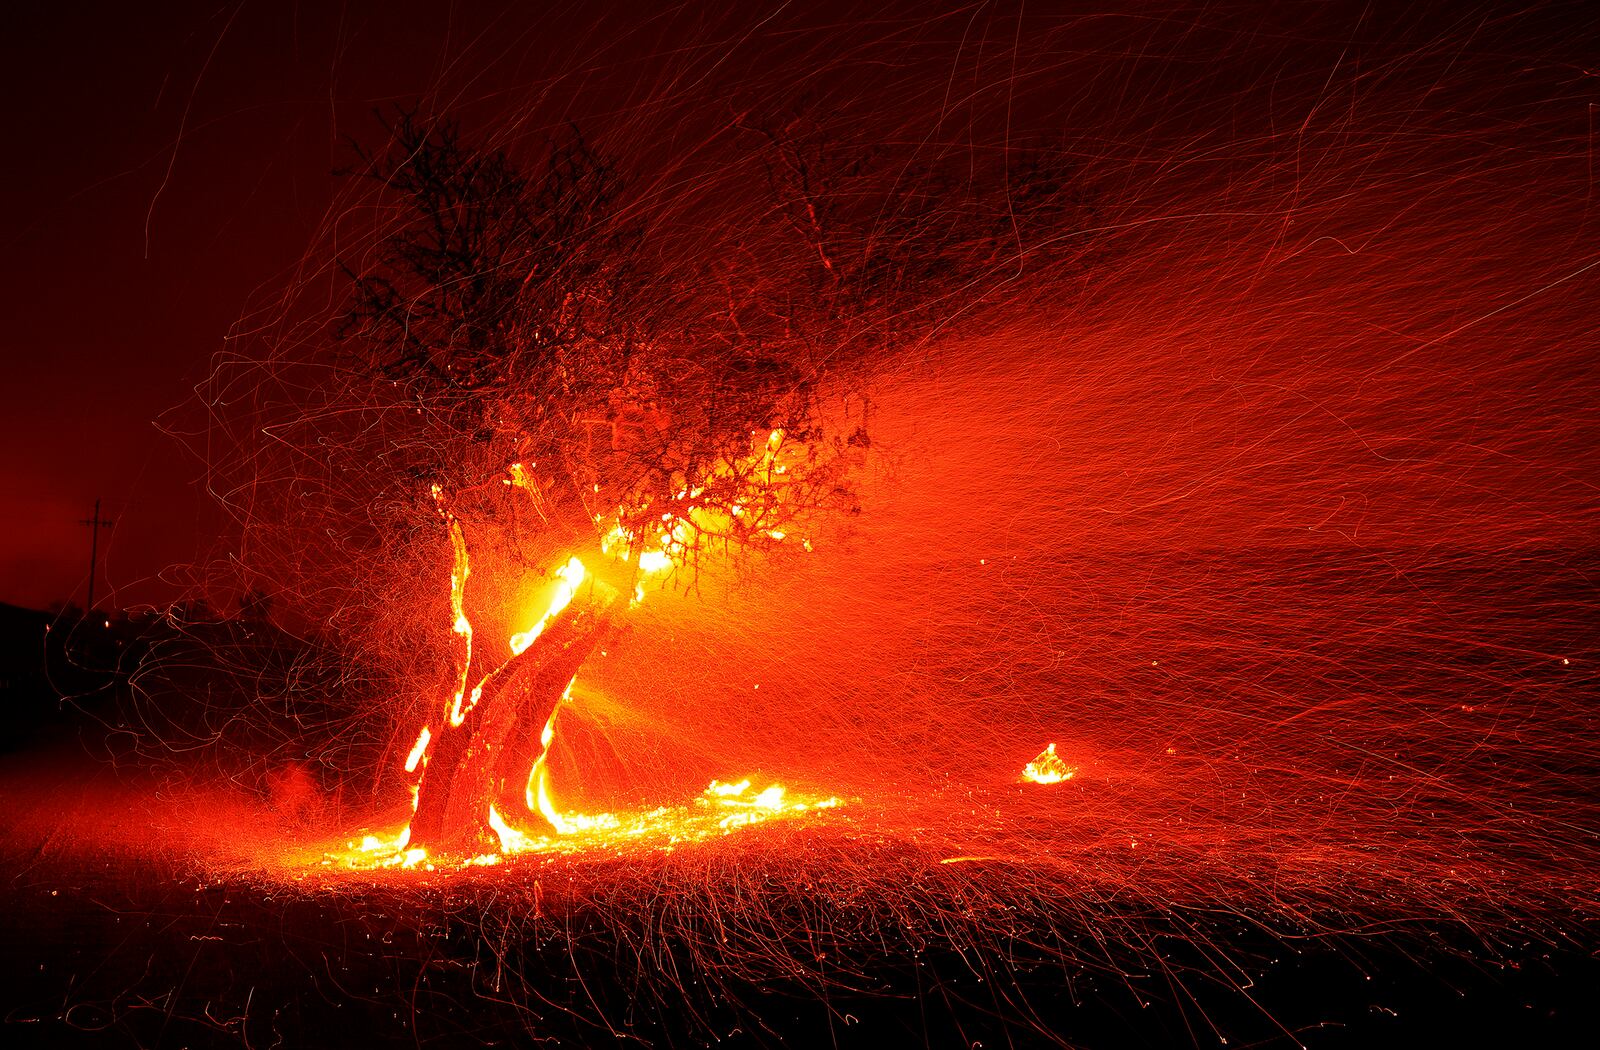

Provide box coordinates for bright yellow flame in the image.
[637,549,672,574]
[1020,743,1075,784]
[331,775,842,870]
[404,726,432,773]
[703,778,838,831]
[340,825,429,870]
[449,683,483,728]
[487,805,530,853]
[524,679,576,832]
[509,557,587,655]
[447,523,471,637]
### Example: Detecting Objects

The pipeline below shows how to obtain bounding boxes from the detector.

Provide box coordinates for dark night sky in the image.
[0,2,544,611]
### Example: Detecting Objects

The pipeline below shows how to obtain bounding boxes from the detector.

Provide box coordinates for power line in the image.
[77,498,114,613]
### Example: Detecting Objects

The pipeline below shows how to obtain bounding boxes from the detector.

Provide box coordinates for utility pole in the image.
[78,498,114,614]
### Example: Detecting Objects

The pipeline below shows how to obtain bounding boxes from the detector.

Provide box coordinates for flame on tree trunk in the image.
[400,422,824,857]
[407,581,618,854]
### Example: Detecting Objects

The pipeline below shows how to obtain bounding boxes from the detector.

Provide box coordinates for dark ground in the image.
[1,834,1597,1049]
[1,722,1597,1050]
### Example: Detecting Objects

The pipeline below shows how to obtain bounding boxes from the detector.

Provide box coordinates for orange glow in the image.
[1020,743,1075,785]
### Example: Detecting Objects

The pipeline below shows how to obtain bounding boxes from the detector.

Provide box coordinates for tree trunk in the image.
[407,584,617,854]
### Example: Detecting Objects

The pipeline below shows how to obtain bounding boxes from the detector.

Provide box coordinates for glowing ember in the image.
[701,779,839,830]
[336,779,841,870]
[1020,743,1075,785]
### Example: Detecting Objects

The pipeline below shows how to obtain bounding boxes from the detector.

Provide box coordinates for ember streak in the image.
[3,2,1600,1047]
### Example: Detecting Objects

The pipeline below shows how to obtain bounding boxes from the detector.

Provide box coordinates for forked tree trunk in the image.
[407,584,617,854]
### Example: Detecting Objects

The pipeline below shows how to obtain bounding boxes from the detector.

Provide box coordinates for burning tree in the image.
[338,113,884,854]
[318,108,1080,856]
